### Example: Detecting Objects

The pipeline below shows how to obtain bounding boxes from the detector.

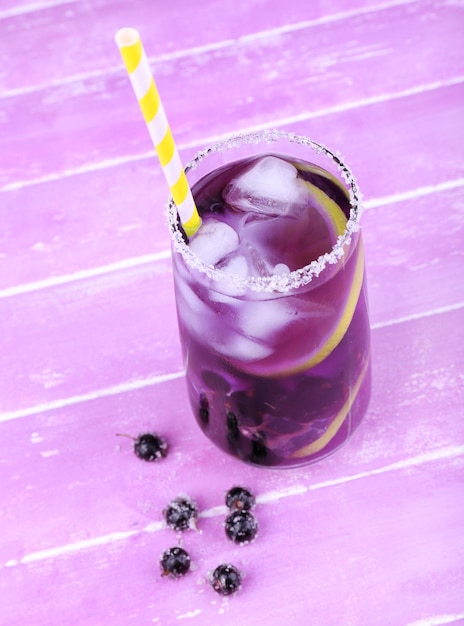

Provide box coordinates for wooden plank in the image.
[1,83,463,292]
[363,184,464,324]
[0,0,417,91]
[0,259,181,413]
[1,450,463,625]
[0,0,78,18]
[1,1,462,187]
[1,306,463,560]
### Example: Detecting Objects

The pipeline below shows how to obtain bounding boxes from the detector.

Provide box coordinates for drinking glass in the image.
[167,129,371,468]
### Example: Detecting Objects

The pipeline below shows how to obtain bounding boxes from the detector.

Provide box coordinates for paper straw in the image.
[115,27,202,238]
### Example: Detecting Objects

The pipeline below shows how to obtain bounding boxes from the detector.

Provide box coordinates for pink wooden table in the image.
[1,1,464,624]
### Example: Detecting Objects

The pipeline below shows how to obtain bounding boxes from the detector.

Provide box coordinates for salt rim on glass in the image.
[166,129,363,293]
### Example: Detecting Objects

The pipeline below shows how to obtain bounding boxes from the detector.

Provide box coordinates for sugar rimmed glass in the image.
[167,129,371,468]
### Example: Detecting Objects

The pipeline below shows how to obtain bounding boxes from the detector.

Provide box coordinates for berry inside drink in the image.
[169,133,371,468]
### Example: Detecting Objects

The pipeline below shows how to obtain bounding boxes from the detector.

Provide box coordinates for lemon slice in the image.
[299,178,347,239]
[293,238,365,372]
[291,351,371,458]
[293,161,351,203]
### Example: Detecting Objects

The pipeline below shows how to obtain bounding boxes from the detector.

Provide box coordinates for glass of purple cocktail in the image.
[167,130,371,468]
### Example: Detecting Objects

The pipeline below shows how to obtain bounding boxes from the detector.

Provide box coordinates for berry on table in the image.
[116,432,168,462]
[134,433,168,461]
[225,510,258,544]
[209,563,242,596]
[163,495,199,531]
[160,546,191,578]
[225,486,256,512]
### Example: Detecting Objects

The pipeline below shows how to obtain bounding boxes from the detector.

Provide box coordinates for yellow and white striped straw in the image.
[115,27,202,238]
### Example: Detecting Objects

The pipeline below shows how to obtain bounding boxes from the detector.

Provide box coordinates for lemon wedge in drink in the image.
[293,160,351,203]
[291,351,370,458]
[299,178,347,239]
[293,237,365,371]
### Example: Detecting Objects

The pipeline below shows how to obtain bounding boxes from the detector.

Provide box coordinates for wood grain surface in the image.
[1,1,463,625]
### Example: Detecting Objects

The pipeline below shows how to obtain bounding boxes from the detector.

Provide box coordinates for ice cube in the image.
[242,242,273,277]
[189,218,239,266]
[210,255,248,300]
[221,254,249,279]
[175,279,206,315]
[239,299,294,340]
[223,156,306,216]
[211,331,273,362]
[175,280,215,338]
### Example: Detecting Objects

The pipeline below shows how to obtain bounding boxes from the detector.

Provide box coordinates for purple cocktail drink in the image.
[168,130,371,468]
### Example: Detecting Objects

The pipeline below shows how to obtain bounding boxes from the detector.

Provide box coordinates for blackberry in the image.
[225,486,256,512]
[226,412,240,442]
[163,496,199,531]
[199,393,209,425]
[249,432,267,464]
[225,510,258,544]
[134,433,168,461]
[117,432,168,462]
[210,563,242,596]
[160,546,191,578]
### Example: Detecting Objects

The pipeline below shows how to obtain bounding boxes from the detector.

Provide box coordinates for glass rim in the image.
[166,128,363,293]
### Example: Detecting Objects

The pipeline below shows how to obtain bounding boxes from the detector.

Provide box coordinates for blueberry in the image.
[225,510,258,544]
[225,486,256,512]
[160,546,191,578]
[209,563,242,596]
[163,496,199,531]
[116,432,168,462]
